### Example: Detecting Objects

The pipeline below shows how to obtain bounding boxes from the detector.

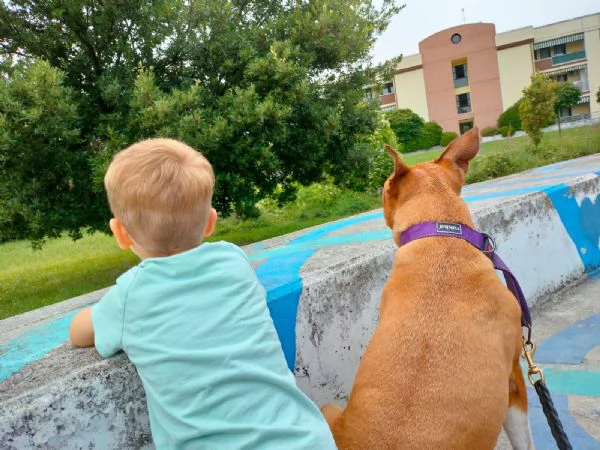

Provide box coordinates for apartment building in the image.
[379,13,600,134]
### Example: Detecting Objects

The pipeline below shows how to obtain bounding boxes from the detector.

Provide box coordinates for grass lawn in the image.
[1,124,599,320]
[0,191,380,320]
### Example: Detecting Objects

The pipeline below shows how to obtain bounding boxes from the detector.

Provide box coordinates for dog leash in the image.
[400,221,573,450]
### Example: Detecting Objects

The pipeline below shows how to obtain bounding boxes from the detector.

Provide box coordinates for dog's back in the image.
[322,128,533,450]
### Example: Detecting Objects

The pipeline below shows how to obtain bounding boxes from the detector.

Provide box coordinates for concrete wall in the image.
[4,153,600,448]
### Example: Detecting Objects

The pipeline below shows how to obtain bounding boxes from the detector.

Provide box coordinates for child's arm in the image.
[69,307,95,347]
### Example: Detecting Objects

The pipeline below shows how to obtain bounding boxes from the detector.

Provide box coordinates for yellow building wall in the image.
[393,68,429,120]
[584,28,600,116]
[572,103,591,116]
[497,44,534,111]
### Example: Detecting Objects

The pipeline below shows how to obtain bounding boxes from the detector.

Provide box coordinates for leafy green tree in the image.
[519,74,556,147]
[385,108,425,152]
[553,82,581,136]
[0,0,403,242]
[0,60,101,246]
[597,86,600,104]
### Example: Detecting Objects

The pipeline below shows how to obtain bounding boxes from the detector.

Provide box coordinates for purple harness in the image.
[400,222,532,328]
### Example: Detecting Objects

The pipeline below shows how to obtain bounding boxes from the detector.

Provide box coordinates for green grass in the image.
[0,190,380,320]
[2,124,599,320]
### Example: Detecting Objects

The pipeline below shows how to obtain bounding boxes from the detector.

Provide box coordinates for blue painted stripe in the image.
[0,312,79,381]
[529,388,599,449]
[254,211,386,370]
[536,313,600,365]
[543,368,600,397]
[545,183,600,272]
[249,229,391,262]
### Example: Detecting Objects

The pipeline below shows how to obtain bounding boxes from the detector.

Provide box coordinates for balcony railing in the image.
[454,77,468,89]
[552,50,586,65]
[572,80,590,92]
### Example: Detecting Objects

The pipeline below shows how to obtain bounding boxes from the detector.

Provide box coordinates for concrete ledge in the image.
[3,153,600,448]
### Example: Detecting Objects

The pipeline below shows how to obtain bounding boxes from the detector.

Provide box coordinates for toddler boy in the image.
[69,138,336,449]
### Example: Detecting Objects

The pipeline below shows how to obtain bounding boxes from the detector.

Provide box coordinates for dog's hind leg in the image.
[503,358,535,450]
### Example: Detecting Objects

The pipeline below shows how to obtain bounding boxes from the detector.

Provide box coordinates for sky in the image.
[371,0,600,64]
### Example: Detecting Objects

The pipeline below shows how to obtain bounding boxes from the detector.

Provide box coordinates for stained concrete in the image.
[3,153,600,448]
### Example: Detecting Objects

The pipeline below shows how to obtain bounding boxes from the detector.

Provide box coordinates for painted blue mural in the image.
[1,155,600,447]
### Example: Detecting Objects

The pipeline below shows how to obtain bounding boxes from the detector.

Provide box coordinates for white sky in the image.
[372,1,600,64]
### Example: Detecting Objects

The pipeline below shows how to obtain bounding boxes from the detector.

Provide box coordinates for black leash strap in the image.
[533,380,573,450]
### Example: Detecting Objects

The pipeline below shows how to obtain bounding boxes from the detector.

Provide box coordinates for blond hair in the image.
[104,138,214,254]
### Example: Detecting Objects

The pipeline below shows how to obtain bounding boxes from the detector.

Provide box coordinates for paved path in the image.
[496,276,600,449]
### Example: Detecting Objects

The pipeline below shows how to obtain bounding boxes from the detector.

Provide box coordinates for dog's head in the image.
[382,127,480,245]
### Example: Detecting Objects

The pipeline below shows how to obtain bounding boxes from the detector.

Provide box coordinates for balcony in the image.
[454,77,468,89]
[572,80,590,92]
[552,50,586,66]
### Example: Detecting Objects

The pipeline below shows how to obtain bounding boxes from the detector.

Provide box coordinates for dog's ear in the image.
[385,144,409,179]
[435,126,480,175]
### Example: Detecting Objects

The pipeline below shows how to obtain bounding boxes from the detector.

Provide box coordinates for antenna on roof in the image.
[462,8,466,23]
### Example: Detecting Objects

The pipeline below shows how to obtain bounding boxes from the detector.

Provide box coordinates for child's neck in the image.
[134,242,203,260]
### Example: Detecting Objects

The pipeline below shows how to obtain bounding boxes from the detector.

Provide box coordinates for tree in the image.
[385,108,425,152]
[596,86,600,105]
[553,82,581,136]
[0,60,102,246]
[519,74,556,147]
[0,0,404,242]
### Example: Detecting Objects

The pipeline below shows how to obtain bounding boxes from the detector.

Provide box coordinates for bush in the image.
[498,125,515,137]
[417,122,443,149]
[466,152,530,184]
[481,127,499,137]
[440,131,458,147]
[386,108,425,152]
[497,100,523,131]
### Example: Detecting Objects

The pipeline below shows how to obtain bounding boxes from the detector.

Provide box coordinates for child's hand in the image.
[69,307,95,347]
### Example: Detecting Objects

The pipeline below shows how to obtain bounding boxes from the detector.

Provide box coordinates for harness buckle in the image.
[482,233,496,257]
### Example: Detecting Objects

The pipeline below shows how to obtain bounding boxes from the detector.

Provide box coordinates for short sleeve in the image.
[91,285,126,358]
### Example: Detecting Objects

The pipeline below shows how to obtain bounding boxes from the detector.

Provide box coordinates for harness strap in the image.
[400,222,532,328]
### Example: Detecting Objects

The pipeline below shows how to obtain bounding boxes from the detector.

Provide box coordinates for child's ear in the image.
[109,218,134,250]
[203,208,218,237]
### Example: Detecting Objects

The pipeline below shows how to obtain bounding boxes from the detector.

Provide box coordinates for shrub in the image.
[481,127,499,137]
[498,125,515,137]
[440,131,458,147]
[386,108,425,152]
[497,100,523,131]
[417,121,443,149]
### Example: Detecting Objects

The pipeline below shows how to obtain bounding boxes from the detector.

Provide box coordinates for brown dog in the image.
[321,128,534,449]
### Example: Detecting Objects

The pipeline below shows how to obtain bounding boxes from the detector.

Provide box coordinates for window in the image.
[555,74,568,82]
[451,33,462,44]
[459,121,473,134]
[559,107,571,118]
[381,82,394,95]
[452,63,468,88]
[456,93,471,114]
[553,44,566,56]
[536,47,551,60]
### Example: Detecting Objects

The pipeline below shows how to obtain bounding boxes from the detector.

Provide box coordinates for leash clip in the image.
[481,233,496,257]
[522,338,545,385]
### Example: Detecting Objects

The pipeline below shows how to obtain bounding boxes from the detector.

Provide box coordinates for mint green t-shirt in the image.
[92,241,336,450]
